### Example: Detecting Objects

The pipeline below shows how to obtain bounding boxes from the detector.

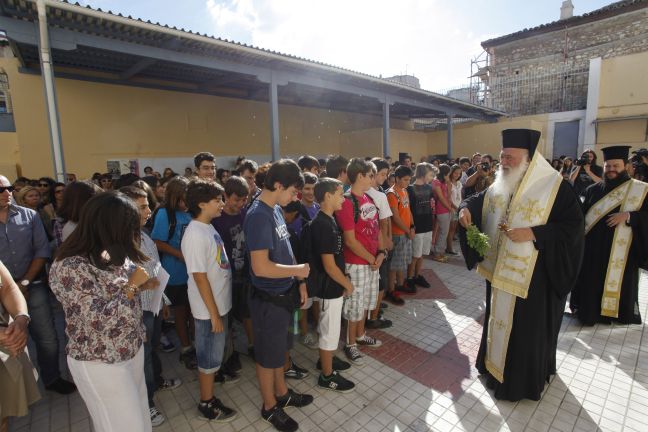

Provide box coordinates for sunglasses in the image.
[0,186,15,193]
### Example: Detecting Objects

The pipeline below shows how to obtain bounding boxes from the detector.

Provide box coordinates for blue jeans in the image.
[143,311,163,406]
[27,282,62,386]
[194,315,228,374]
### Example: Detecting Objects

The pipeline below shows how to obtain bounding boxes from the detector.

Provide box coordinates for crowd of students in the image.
[4,146,646,432]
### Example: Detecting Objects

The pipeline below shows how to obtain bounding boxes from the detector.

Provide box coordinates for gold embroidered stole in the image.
[477,152,563,383]
[585,179,648,318]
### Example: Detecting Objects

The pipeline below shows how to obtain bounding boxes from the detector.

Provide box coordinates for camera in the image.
[480,162,490,170]
[575,157,589,166]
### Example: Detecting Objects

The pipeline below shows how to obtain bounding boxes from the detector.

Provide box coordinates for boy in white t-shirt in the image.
[181,179,237,423]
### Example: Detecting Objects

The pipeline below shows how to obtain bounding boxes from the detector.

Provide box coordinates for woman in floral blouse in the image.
[49,191,158,432]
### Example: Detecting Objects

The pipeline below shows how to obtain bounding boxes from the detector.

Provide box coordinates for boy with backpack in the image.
[181,179,237,422]
[302,178,355,392]
[335,158,385,366]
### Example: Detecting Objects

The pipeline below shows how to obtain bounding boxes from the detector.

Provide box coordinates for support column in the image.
[36,0,66,182]
[383,97,390,158]
[447,113,454,159]
[269,78,280,162]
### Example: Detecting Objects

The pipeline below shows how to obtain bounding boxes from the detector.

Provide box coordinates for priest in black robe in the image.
[571,146,648,326]
[458,129,584,401]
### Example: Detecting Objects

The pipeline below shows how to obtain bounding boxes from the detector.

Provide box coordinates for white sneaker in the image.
[150,406,166,427]
[301,332,319,350]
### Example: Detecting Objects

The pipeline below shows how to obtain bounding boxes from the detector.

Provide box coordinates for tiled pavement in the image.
[9,251,648,432]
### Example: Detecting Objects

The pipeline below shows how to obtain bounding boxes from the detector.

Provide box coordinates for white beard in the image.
[490,160,529,198]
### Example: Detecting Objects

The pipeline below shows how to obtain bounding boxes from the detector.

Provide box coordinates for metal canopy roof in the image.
[0,0,505,121]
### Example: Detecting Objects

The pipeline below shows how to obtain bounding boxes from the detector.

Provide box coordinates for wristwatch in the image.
[19,279,30,288]
[14,313,31,325]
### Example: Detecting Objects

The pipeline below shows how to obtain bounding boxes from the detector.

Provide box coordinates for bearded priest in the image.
[571,146,648,326]
[458,129,584,401]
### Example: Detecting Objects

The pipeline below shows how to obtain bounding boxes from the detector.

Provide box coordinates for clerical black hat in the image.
[502,129,541,156]
[601,146,631,162]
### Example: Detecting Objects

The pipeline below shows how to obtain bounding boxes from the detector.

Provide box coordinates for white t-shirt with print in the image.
[181,220,232,320]
[366,187,393,220]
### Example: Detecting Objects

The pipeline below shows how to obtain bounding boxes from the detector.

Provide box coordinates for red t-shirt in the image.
[335,192,379,265]
[433,179,450,215]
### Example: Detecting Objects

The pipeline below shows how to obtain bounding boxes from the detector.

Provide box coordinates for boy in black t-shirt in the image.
[309,178,355,392]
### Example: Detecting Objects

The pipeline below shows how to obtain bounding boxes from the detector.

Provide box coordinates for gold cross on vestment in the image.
[627,196,640,207]
[611,258,625,270]
[516,199,543,223]
[494,319,506,330]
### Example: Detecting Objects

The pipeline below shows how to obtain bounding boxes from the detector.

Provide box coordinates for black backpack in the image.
[344,192,376,223]
[299,217,344,299]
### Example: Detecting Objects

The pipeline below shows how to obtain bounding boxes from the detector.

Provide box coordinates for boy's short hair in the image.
[224,176,249,197]
[394,165,413,179]
[263,159,304,191]
[314,178,342,203]
[370,158,390,173]
[255,163,272,188]
[326,155,349,179]
[459,157,470,165]
[303,172,318,185]
[297,155,320,172]
[347,158,375,184]
[193,152,215,169]
[415,162,434,179]
[119,185,148,200]
[239,159,258,174]
[185,179,224,217]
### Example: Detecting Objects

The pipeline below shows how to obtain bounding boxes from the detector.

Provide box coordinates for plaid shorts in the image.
[343,264,379,321]
[390,235,412,271]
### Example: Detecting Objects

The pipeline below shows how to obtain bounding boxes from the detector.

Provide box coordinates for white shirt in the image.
[181,220,232,320]
[61,221,77,242]
[139,231,162,313]
[366,187,393,220]
[450,181,463,208]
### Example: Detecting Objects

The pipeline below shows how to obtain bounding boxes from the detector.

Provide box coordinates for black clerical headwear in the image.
[601,146,631,162]
[502,129,541,157]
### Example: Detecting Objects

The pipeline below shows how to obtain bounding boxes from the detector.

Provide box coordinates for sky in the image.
[79,0,614,91]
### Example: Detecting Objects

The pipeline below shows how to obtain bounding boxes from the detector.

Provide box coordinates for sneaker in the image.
[431,254,448,263]
[414,274,431,288]
[198,397,237,422]
[160,335,176,353]
[45,378,77,395]
[396,283,416,294]
[384,291,405,306]
[318,371,355,393]
[158,378,182,392]
[149,406,166,427]
[284,360,309,380]
[380,302,388,309]
[224,351,242,373]
[300,332,319,350]
[215,369,241,385]
[261,404,298,432]
[316,356,351,371]
[356,333,382,348]
[343,344,365,366]
[445,249,459,256]
[179,348,197,370]
[276,388,314,409]
[366,317,393,329]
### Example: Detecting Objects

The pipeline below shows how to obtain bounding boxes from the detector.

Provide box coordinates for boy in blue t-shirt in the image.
[243,159,313,432]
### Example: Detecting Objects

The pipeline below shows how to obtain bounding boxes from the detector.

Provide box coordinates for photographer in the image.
[631,148,648,182]
[569,150,602,198]
[464,154,495,197]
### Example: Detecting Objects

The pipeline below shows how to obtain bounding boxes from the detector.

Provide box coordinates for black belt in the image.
[251,285,298,312]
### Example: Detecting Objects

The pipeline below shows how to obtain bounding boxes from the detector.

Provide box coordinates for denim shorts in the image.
[194,314,228,374]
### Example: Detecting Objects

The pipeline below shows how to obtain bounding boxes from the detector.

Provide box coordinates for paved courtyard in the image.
[9,250,648,432]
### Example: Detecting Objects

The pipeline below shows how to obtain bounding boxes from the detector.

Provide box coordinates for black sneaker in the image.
[366,317,393,329]
[380,302,388,309]
[215,369,241,385]
[45,378,77,395]
[343,344,365,366]
[445,249,459,256]
[248,346,255,360]
[179,348,197,370]
[224,351,242,373]
[414,274,431,288]
[318,371,355,393]
[284,359,309,380]
[198,397,237,422]
[384,291,405,306]
[261,404,298,432]
[276,389,314,409]
[396,283,416,294]
[316,356,351,371]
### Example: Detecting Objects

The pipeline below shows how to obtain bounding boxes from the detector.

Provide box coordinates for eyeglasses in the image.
[38,183,49,187]
[0,186,15,193]
[55,189,65,194]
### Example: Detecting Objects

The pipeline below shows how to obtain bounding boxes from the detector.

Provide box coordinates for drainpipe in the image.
[36,0,66,182]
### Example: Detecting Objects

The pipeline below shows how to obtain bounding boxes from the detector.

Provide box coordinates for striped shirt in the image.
[140,231,163,313]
